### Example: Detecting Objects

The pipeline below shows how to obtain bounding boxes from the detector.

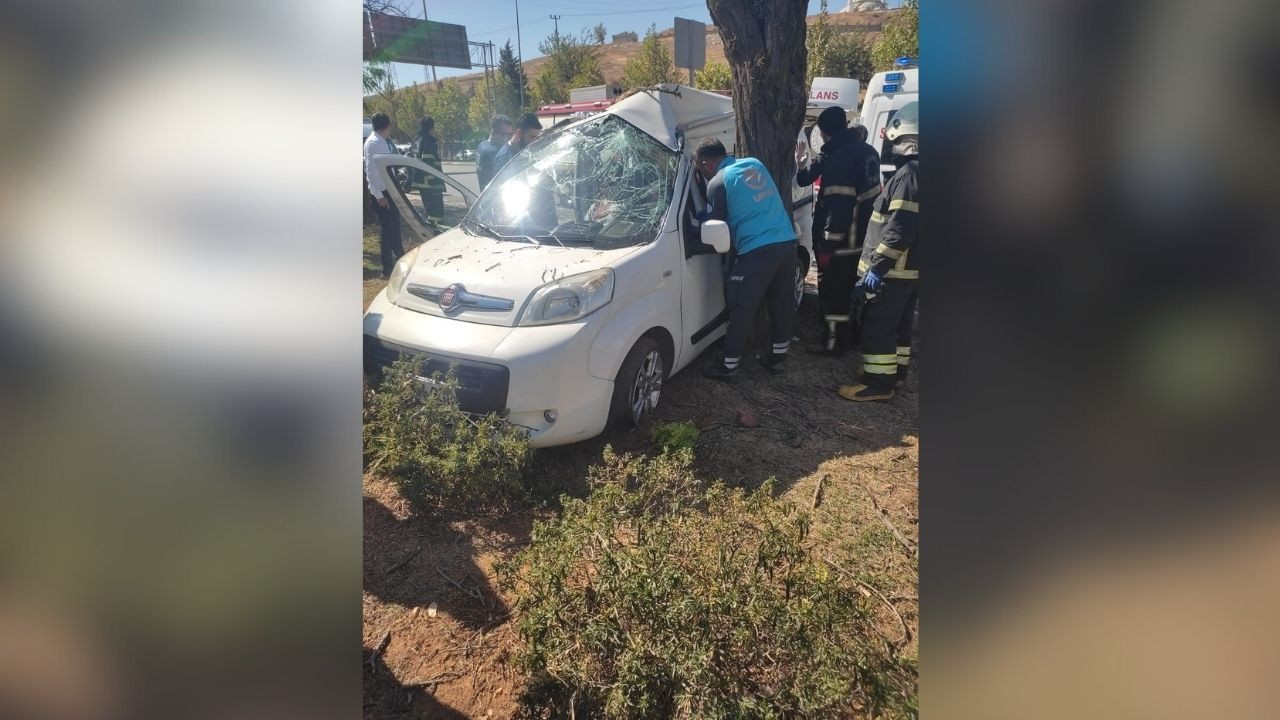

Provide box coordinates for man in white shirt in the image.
[363,113,404,278]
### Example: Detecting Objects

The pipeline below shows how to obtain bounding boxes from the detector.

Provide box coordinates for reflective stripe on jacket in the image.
[859,158,919,280]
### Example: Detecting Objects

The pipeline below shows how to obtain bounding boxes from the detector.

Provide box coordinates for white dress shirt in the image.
[363,131,398,199]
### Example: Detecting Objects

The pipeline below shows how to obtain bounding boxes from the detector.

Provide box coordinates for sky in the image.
[379,0,902,86]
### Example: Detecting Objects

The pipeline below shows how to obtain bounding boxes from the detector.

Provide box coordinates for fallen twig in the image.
[811,474,827,509]
[434,563,484,601]
[366,631,391,670]
[385,546,421,576]
[858,475,917,558]
[404,671,462,691]
[823,557,912,648]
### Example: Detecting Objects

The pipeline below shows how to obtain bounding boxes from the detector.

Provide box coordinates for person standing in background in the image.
[408,117,445,225]
[476,114,513,191]
[493,113,543,175]
[363,113,404,279]
[796,106,882,357]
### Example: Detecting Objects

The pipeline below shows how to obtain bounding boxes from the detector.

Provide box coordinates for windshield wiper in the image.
[541,232,593,245]
[464,217,500,239]
[467,218,542,246]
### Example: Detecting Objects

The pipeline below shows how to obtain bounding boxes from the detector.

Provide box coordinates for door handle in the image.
[663,270,672,277]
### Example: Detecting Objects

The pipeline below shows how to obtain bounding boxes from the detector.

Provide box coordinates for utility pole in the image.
[550,14,561,37]
[421,0,437,84]
[515,0,525,109]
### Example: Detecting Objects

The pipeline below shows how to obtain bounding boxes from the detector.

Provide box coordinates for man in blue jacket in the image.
[695,138,798,382]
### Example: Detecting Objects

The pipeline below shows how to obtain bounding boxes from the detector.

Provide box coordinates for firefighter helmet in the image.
[885,101,919,141]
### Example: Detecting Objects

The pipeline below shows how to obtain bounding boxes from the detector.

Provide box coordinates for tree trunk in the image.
[705,0,809,195]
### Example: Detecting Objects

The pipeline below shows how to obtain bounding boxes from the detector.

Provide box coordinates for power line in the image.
[552,4,704,19]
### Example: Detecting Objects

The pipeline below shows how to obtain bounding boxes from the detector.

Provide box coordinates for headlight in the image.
[385,246,420,304]
[518,268,614,326]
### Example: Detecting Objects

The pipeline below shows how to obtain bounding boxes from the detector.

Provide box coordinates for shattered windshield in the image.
[465,114,678,249]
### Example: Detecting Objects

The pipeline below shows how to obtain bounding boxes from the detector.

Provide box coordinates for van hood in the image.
[388,226,640,327]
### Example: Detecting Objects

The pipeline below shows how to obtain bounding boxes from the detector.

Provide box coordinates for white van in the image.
[363,85,815,448]
[860,61,918,180]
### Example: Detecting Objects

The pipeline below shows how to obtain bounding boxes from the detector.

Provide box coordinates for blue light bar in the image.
[882,83,900,93]
[895,56,916,67]
[885,72,905,83]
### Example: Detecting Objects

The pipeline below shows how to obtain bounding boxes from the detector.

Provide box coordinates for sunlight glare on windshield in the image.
[501,180,531,220]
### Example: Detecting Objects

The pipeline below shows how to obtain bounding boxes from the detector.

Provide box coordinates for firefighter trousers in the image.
[418,189,444,222]
[722,241,797,372]
[859,279,917,390]
[817,252,860,351]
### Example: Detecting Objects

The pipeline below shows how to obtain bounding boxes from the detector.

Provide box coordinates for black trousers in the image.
[722,241,797,370]
[896,284,919,375]
[419,188,445,221]
[859,279,917,390]
[375,193,404,278]
[816,252,860,350]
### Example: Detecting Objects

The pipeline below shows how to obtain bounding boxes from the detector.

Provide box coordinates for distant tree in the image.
[621,25,681,90]
[807,1,875,86]
[424,79,471,147]
[392,83,429,142]
[693,60,733,91]
[498,40,530,110]
[827,34,875,83]
[592,22,607,45]
[871,0,919,70]
[532,30,604,105]
[468,73,519,138]
[805,0,835,89]
[706,0,809,195]
[363,60,392,96]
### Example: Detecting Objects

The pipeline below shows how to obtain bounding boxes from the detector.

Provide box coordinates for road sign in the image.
[673,17,706,75]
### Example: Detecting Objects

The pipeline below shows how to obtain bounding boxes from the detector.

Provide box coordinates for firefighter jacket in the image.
[859,158,919,280]
[796,130,881,256]
[409,133,446,192]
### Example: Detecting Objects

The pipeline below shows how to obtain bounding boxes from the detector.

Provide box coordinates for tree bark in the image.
[705,0,809,195]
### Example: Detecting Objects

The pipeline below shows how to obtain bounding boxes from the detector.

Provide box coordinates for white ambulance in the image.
[860,59,919,180]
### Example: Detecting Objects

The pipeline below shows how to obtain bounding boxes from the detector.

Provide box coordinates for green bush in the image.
[363,356,532,511]
[649,420,700,454]
[498,448,916,719]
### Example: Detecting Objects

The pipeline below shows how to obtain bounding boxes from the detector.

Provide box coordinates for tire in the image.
[794,250,810,311]
[607,336,666,430]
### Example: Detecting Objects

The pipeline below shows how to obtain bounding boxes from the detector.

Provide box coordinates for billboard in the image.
[364,11,472,69]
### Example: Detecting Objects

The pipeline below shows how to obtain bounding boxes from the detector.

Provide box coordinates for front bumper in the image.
[364,335,510,414]
[363,290,614,447]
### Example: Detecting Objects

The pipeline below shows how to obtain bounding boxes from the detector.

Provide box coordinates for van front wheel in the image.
[608,336,665,429]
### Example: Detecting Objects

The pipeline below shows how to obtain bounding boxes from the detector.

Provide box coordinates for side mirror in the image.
[701,220,731,254]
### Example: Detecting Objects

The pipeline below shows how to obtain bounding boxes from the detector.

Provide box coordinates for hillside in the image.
[406,9,897,99]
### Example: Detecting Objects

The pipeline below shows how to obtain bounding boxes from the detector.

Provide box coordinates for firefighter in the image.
[695,138,798,383]
[840,101,919,402]
[409,117,446,225]
[796,106,882,356]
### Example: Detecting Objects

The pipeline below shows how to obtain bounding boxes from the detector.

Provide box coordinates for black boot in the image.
[701,362,739,384]
[756,354,787,375]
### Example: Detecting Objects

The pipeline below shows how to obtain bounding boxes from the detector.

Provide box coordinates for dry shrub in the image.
[363,356,532,511]
[498,447,916,719]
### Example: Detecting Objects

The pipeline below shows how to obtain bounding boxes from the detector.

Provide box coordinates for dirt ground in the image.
[362,197,919,719]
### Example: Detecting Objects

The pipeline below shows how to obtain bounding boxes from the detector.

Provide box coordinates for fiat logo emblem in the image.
[439,284,463,310]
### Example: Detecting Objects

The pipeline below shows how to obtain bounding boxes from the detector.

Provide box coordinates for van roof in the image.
[606,84,732,151]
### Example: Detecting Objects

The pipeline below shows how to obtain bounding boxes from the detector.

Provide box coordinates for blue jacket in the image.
[705,156,795,255]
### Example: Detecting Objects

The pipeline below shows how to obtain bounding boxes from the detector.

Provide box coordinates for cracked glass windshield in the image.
[466,114,678,249]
